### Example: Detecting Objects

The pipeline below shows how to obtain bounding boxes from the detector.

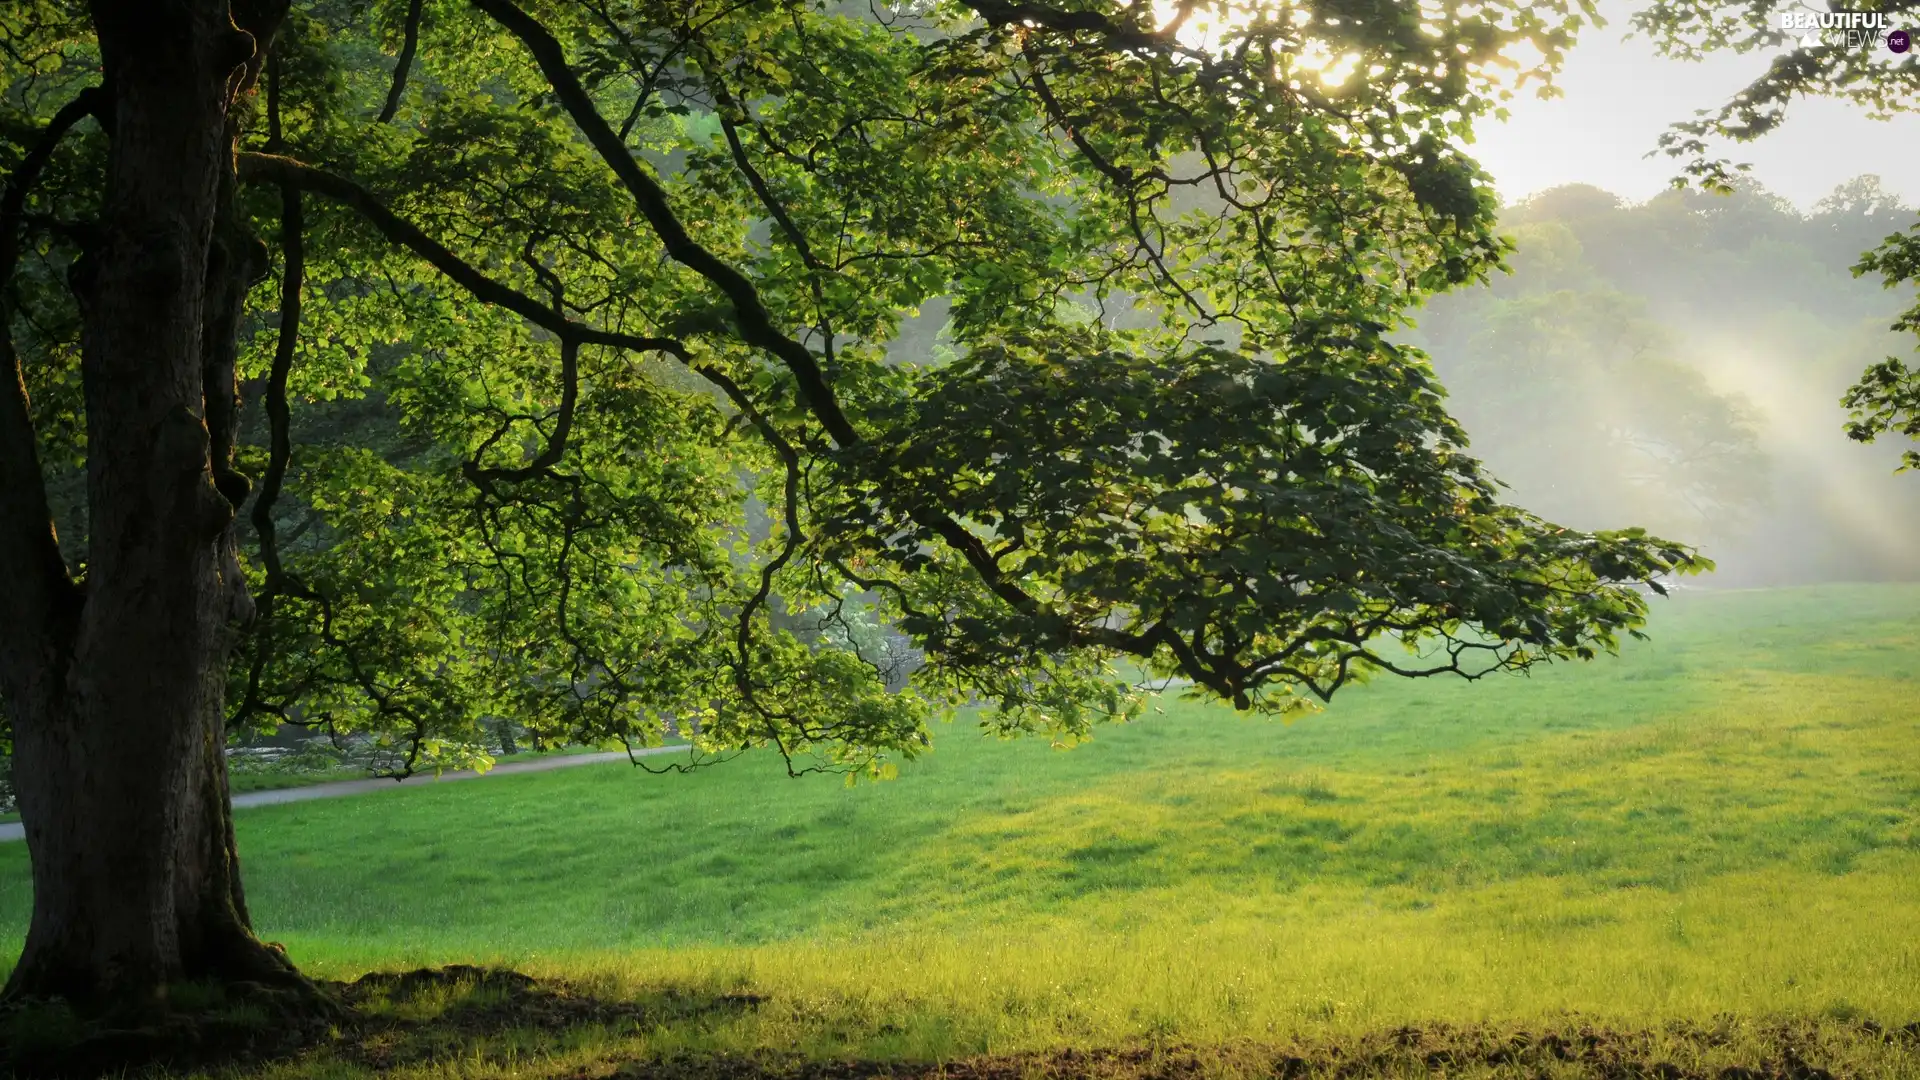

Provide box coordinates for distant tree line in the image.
[1417,178,1920,585]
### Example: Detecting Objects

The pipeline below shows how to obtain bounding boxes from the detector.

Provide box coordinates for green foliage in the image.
[1845,355,1920,470]
[832,326,1696,717]
[3,0,1700,774]
[1844,224,1920,470]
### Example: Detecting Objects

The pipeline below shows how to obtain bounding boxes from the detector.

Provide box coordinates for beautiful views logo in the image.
[1777,8,1912,51]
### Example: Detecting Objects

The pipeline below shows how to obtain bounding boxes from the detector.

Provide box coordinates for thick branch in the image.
[958,0,1196,59]
[0,87,98,690]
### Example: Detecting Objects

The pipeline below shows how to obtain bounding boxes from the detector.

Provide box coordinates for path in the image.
[0,745,686,844]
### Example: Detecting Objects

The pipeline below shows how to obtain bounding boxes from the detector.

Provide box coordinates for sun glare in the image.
[1151,0,1560,97]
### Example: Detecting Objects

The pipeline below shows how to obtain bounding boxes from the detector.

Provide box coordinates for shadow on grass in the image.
[7,966,1920,1079]
[330,964,766,1072]
[0,964,762,1079]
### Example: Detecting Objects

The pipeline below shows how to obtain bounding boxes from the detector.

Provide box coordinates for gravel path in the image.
[0,745,685,844]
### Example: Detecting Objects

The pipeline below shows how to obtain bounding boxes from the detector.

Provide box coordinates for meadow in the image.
[2,584,1917,1077]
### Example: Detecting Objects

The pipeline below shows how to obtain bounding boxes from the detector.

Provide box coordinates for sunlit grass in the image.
[2,585,1917,1075]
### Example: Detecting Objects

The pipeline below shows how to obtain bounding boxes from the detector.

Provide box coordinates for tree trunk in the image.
[1,0,301,1009]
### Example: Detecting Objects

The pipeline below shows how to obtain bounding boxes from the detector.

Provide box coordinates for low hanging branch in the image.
[232,160,1208,704]
[233,0,1697,728]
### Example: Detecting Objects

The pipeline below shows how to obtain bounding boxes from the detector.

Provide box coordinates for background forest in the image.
[1418,177,1919,586]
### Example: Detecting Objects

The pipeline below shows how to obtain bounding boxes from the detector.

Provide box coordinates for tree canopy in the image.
[0,0,1703,778]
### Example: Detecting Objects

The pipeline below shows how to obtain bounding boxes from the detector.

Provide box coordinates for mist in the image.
[1413,179,1920,586]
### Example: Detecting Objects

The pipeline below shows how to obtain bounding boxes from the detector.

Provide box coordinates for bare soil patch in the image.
[597,1021,1920,1080]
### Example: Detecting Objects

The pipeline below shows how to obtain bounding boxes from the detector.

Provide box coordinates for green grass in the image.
[3,585,1919,1076]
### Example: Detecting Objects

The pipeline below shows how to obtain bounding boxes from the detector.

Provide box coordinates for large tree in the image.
[1634,0,1920,467]
[0,0,1696,1012]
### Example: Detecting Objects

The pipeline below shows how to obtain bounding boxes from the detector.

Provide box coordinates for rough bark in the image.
[0,0,304,1010]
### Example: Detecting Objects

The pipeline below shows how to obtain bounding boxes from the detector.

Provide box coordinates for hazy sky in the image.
[1470,15,1919,209]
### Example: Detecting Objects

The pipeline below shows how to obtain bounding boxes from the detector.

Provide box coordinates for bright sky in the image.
[1471,12,1920,210]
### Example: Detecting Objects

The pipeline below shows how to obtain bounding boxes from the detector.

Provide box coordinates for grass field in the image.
[2,585,1917,1077]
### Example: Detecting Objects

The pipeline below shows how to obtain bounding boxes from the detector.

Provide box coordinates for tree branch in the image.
[463,336,579,490]
[235,179,304,727]
[0,88,100,287]
[252,183,302,591]
[462,0,1084,633]
[236,152,688,362]
[957,0,1199,60]
[377,0,426,124]
[466,0,861,448]
[234,143,1142,686]
[0,86,98,692]
[715,110,822,272]
[701,361,813,737]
